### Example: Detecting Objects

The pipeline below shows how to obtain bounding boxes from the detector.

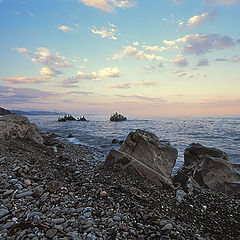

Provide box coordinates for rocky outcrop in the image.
[0,107,11,115]
[105,129,178,187]
[173,143,240,195]
[0,114,43,144]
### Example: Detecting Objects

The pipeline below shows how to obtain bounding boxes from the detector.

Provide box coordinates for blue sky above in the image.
[0,0,240,116]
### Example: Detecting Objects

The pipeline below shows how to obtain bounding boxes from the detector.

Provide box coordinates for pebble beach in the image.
[0,132,240,240]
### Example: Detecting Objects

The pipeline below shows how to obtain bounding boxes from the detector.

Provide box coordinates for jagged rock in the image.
[0,107,11,116]
[105,129,178,187]
[0,114,43,144]
[173,143,240,195]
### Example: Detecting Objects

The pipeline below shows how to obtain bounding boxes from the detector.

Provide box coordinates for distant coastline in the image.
[11,110,68,116]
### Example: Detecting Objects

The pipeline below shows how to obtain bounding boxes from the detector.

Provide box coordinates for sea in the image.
[27,115,240,172]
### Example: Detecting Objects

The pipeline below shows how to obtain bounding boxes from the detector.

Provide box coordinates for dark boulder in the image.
[173,143,240,195]
[0,107,11,116]
[105,129,178,187]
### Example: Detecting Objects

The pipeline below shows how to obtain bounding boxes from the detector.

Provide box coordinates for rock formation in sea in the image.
[105,129,178,187]
[173,143,240,195]
[0,114,43,144]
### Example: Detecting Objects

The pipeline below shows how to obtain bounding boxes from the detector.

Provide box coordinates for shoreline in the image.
[0,131,240,239]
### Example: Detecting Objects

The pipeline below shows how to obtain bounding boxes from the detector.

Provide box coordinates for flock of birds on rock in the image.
[58,112,127,122]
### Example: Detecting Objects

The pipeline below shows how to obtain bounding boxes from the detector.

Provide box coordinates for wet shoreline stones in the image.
[0,133,239,240]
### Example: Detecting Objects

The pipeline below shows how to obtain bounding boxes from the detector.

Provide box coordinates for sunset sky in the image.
[0,0,240,116]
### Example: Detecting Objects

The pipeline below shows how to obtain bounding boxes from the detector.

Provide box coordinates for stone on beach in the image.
[105,129,178,187]
[0,114,43,144]
[173,143,240,195]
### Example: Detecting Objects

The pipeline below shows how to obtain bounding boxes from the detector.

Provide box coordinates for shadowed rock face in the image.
[173,143,240,195]
[0,114,43,144]
[105,129,178,187]
[0,107,11,116]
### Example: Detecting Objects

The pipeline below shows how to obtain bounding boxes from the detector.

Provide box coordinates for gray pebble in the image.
[51,218,65,224]
[162,223,173,231]
[0,209,9,218]
[15,191,33,198]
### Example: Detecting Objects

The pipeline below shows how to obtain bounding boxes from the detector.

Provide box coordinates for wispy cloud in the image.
[113,45,165,61]
[40,67,62,77]
[62,67,120,87]
[110,80,157,89]
[204,0,240,6]
[196,58,209,66]
[79,0,137,12]
[58,25,74,32]
[187,11,217,28]
[173,55,188,67]
[142,45,167,52]
[91,23,119,40]
[173,0,188,4]
[16,47,71,70]
[2,76,49,84]
[164,34,236,55]
[0,85,54,104]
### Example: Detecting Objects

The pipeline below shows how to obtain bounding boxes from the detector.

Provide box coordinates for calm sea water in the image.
[28,115,240,171]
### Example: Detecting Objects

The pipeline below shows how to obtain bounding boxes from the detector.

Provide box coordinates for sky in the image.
[0,0,240,116]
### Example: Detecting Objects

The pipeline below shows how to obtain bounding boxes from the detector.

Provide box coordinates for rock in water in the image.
[0,114,43,144]
[173,143,240,195]
[105,129,178,187]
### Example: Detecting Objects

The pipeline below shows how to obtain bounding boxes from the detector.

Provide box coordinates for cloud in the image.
[62,67,120,87]
[142,45,167,52]
[133,41,139,46]
[79,0,137,12]
[187,12,217,28]
[16,47,71,69]
[173,55,188,67]
[115,94,165,103]
[173,0,188,4]
[164,34,236,55]
[174,70,188,77]
[58,25,74,32]
[196,59,209,66]
[113,45,165,61]
[98,67,120,77]
[111,80,157,89]
[2,76,49,84]
[204,0,240,6]
[0,85,54,104]
[215,58,228,61]
[40,67,62,76]
[91,23,119,40]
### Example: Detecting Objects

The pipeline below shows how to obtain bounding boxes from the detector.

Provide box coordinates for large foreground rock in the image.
[173,143,240,195]
[105,129,178,187]
[0,114,43,144]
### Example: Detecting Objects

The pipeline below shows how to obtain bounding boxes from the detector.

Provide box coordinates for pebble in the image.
[162,223,173,231]
[51,218,65,224]
[100,191,107,197]
[15,191,33,198]
[3,189,14,196]
[24,179,31,185]
[3,221,14,229]
[0,209,9,218]
[46,228,57,238]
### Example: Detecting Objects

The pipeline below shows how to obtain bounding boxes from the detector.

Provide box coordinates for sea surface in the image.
[28,115,240,171]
